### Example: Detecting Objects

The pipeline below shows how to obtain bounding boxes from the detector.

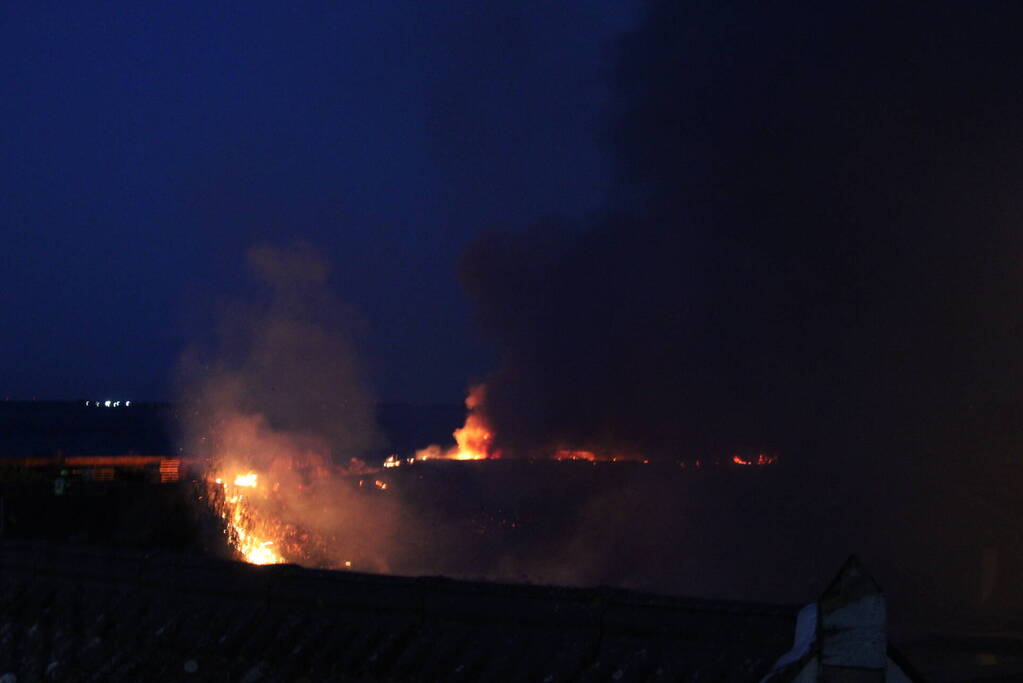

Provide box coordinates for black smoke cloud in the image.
[462,1,1023,465]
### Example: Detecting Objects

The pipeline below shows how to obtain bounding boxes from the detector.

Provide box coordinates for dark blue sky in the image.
[1,2,636,403]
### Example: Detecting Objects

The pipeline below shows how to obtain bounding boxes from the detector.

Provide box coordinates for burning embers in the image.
[553,449,599,462]
[553,449,650,464]
[732,453,778,466]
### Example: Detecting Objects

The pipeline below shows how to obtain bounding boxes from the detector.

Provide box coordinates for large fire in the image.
[206,457,376,568]
[209,471,286,565]
[416,385,500,461]
[200,413,380,568]
[201,385,776,569]
[414,385,655,464]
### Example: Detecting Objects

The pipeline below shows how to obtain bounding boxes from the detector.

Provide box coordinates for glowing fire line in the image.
[732,453,778,466]
[205,384,777,569]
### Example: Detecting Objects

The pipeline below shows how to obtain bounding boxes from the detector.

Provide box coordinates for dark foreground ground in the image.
[0,539,802,682]
[4,401,1023,679]
[3,462,1023,680]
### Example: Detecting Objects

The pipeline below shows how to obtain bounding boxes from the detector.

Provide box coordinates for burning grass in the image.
[208,472,285,565]
[194,376,776,571]
[198,413,395,570]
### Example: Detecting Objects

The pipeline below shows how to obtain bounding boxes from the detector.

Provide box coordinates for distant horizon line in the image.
[0,398,462,408]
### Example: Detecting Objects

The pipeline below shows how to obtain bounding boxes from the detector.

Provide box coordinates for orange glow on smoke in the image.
[732,453,778,466]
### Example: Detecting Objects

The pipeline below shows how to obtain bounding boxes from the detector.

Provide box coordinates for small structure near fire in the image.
[760,556,920,682]
[2,454,192,484]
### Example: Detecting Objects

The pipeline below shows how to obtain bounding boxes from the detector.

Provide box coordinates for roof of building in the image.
[0,540,798,682]
[759,556,927,683]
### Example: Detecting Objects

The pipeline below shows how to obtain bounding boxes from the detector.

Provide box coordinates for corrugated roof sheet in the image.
[0,540,797,681]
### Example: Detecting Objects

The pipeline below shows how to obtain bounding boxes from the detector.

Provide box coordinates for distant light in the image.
[125,400,131,407]
[114,401,121,407]
[85,401,90,406]
[104,400,111,407]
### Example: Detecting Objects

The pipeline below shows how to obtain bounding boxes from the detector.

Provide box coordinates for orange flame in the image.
[450,411,493,460]
[209,470,286,565]
[413,386,660,464]
[201,414,384,570]
[416,385,500,461]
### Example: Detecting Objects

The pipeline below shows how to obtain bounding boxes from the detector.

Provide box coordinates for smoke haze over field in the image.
[180,243,382,461]
[177,244,410,570]
[463,1,1023,466]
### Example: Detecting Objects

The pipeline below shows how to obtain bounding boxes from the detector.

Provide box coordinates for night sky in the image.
[1,2,634,403]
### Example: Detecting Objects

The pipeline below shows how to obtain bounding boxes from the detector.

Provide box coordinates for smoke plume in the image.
[448,6,1023,624]
[461,1,1023,467]
[178,243,409,570]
